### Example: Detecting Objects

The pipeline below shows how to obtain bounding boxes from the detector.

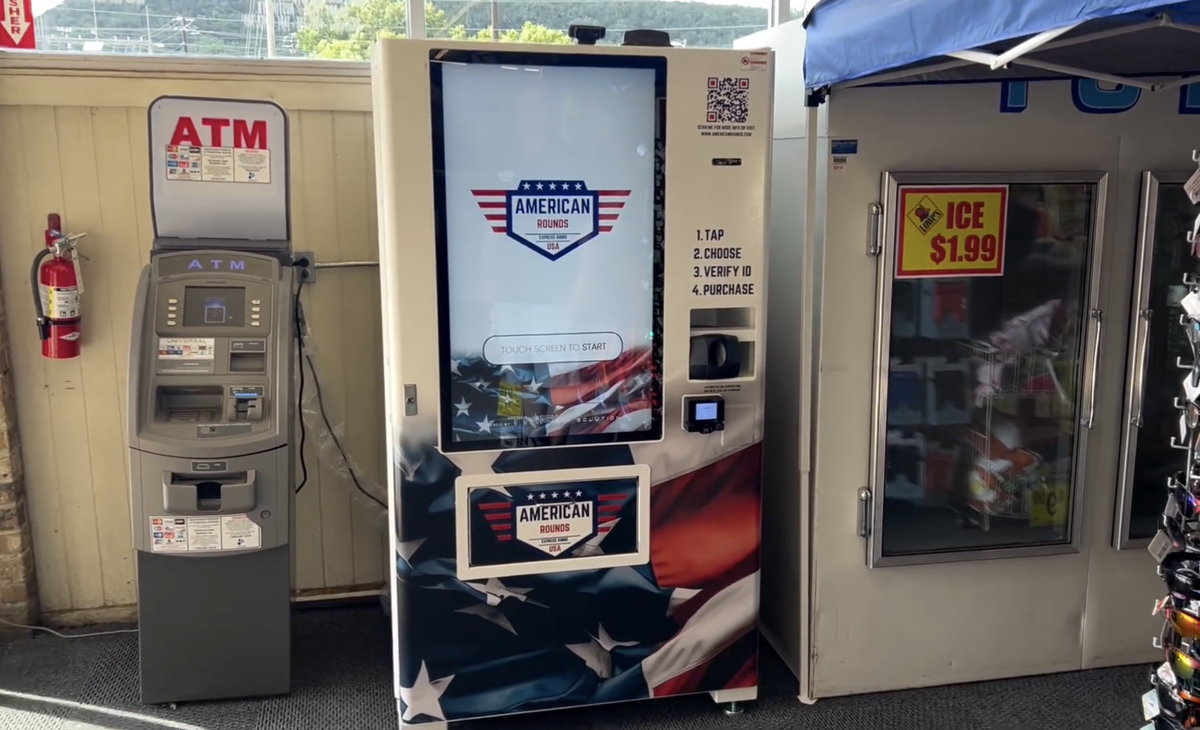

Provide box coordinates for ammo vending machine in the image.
[127,96,295,705]
[372,33,773,726]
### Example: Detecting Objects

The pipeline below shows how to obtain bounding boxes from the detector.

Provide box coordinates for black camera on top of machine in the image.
[568,25,606,45]
[569,24,673,47]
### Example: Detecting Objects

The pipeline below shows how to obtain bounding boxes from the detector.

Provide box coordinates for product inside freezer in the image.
[879,181,1095,556]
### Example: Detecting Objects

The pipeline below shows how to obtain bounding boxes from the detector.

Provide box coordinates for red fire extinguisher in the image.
[32,214,87,360]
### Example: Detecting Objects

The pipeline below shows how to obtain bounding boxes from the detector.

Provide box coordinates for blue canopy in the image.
[802,0,1200,92]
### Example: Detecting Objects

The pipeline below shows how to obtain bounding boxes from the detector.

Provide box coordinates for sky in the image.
[31,0,772,18]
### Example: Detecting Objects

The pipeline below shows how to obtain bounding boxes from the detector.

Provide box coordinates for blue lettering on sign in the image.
[1070,79,1141,114]
[1180,84,1200,115]
[999,81,1028,114]
[187,258,248,270]
[997,79,1200,115]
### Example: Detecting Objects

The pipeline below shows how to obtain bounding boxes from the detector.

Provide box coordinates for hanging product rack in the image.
[1140,149,1200,730]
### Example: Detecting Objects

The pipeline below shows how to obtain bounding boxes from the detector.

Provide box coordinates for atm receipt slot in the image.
[683,395,725,434]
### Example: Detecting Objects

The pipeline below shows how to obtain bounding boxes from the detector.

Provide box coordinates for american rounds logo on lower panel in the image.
[469,479,636,566]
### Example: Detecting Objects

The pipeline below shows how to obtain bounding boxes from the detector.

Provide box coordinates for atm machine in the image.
[127,96,295,705]
[372,30,773,726]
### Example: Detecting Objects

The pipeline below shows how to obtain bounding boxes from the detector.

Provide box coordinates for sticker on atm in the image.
[149,514,261,553]
[467,478,638,568]
[158,337,215,360]
[149,517,189,553]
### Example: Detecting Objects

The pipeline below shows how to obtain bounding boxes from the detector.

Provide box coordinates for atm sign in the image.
[187,258,246,270]
[170,116,268,150]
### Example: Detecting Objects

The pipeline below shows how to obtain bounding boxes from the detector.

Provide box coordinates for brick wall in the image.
[0,298,36,638]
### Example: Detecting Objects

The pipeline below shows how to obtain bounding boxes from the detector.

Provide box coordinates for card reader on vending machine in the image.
[683,395,726,434]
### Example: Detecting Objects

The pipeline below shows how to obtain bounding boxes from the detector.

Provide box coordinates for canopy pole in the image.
[1157,73,1200,91]
[1017,58,1158,90]
[989,23,1080,69]
[1167,22,1200,36]
[828,17,1169,92]
[836,59,974,89]
[945,51,1157,90]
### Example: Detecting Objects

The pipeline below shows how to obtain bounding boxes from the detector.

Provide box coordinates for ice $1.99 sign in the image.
[895,185,1009,279]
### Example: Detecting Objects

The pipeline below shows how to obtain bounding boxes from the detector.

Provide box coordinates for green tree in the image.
[44,0,768,55]
[450,21,572,44]
[296,0,463,59]
[297,0,570,59]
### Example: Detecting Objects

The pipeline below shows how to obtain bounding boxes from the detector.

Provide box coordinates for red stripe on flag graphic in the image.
[481,501,513,535]
[471,190,510,232]
[597,190,629,232]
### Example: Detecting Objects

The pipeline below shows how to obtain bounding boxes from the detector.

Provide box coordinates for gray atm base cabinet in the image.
[137,547,291,705]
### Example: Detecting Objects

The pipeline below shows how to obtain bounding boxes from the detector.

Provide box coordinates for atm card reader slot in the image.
[227,386,266,423]
[163,470,256,513]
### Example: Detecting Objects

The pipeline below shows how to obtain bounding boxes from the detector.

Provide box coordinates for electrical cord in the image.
[294,268,310,496]
[0,614,136,638]
[291,261,387,510]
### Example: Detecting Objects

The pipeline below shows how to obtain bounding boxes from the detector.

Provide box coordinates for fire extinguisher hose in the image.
[30,248,52,342]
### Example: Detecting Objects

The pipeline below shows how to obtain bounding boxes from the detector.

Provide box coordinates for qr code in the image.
[706,77,750,124]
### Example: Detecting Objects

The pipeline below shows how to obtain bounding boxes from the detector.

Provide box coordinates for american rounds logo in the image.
[471,180,629,261]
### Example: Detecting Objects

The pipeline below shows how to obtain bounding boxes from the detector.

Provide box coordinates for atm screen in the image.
[432,53,665,451]
[183,287,245,328]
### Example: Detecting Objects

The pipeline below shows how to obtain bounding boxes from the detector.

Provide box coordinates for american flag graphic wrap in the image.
[447,347,657,447]
[394,441,762,724]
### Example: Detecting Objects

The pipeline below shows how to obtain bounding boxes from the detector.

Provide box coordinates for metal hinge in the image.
[403,384,418,416]
[866,203,882,256]
[857,487,872,537]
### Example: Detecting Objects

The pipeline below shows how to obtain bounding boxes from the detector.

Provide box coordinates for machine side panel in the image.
[137,547,291,704]
[128,266,152,444]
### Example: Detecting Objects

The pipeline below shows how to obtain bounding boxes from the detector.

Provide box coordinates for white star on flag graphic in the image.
[399,661,454,722]
[566,624,638,679]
